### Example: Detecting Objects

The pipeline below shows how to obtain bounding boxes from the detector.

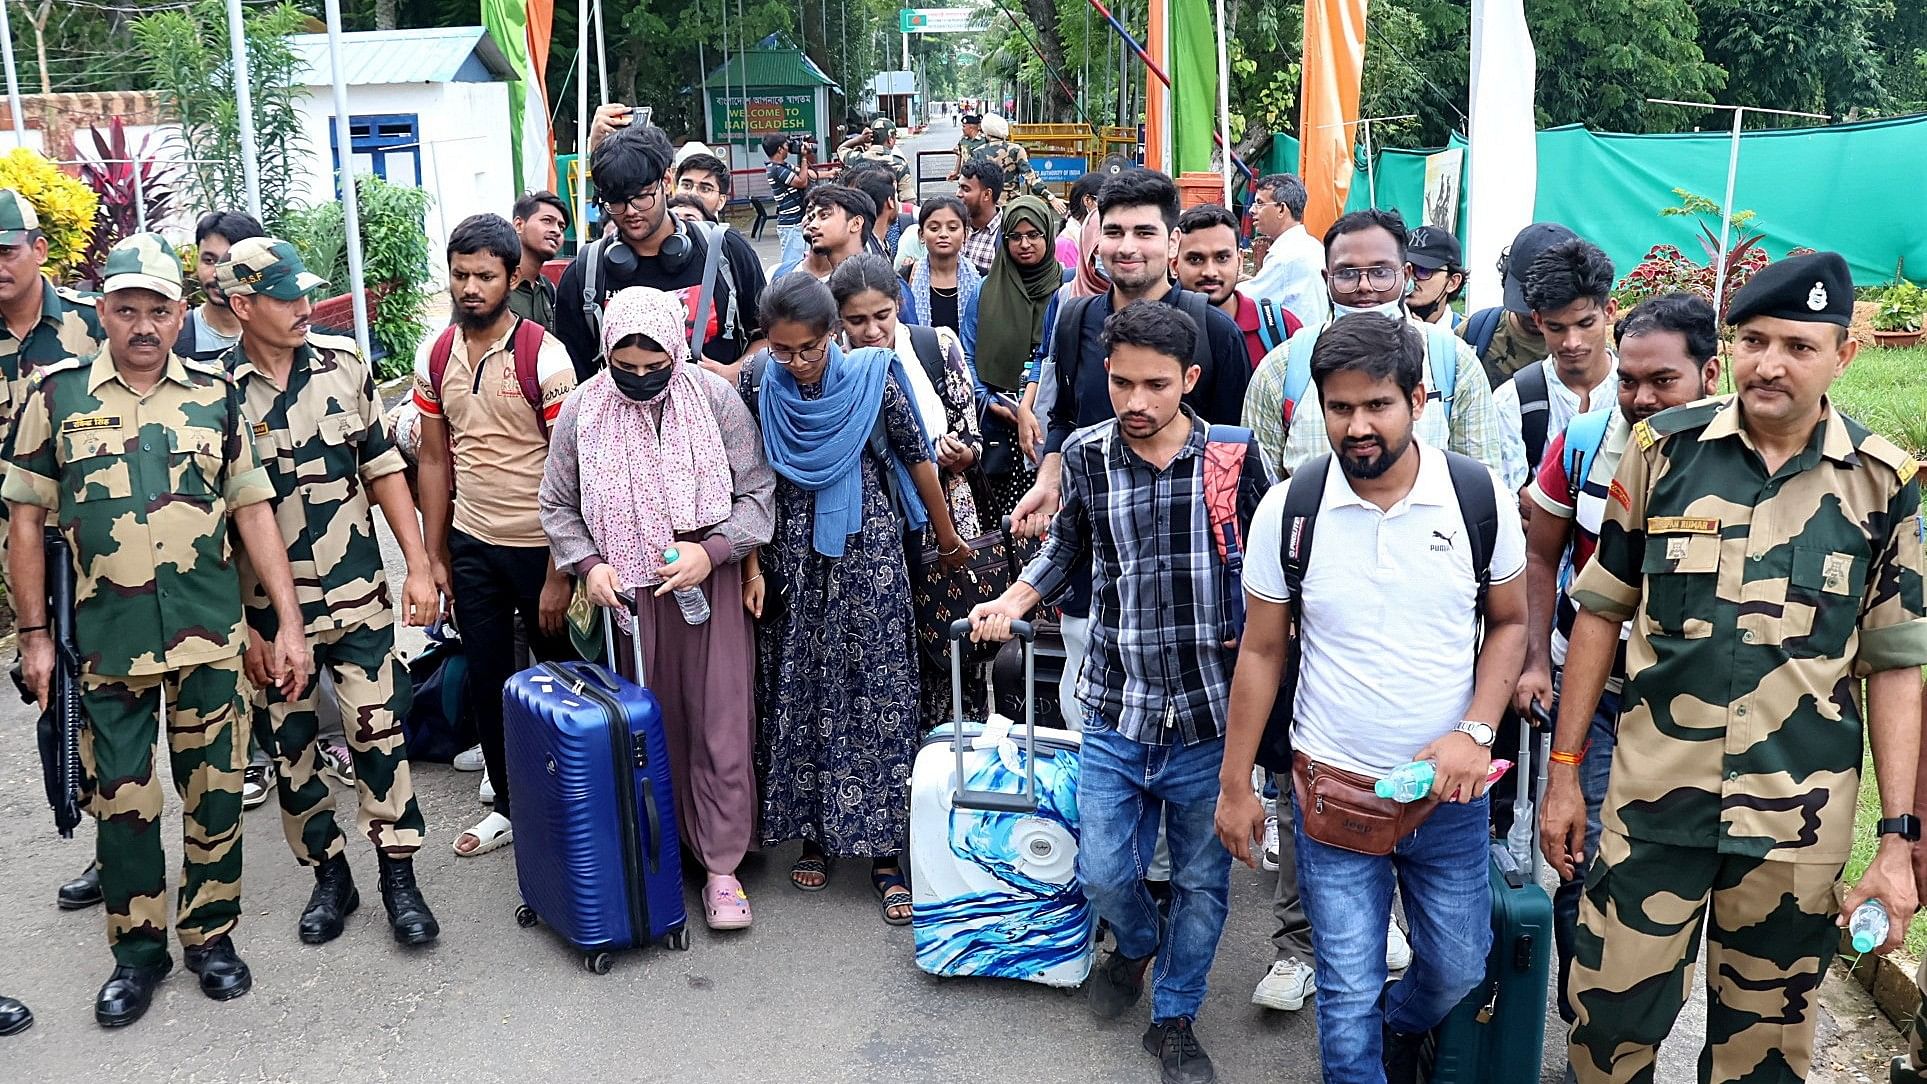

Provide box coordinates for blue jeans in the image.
[1076,722,1231,1023]
[1294,789,1493,1084]
[1552,684,1620,1024]
[777,223,807,266]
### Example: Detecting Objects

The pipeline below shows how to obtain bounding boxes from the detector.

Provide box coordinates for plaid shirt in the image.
[961,211,1002,276]
[1022,410,1274,745]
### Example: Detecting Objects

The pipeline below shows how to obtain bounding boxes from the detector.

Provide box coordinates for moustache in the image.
[128,335,161,348]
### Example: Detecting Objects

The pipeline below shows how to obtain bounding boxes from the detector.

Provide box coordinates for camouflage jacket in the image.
[0,279,103,437]
[843,145,916,203]
[1570,395,1927,863]
[976,138,1051,203]
[1463,308,1546,389]
[226,333,406,636]
[1,349,273,678]
[955,134,989,168]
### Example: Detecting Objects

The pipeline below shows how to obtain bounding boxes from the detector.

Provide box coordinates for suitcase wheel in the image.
[664,927,691,952]
[583,951,615,975]
[514,905,539,929]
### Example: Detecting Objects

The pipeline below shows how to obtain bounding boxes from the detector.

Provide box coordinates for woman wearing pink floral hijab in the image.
[539,287,775,931]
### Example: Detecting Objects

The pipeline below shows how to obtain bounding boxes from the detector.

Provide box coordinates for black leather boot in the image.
[182,935,251,1001]
[57,861,102,910]
[1381,1021,1425,1084]
[298,852,359,945]
[377,854,440,947]
[0,995,32,1036]
[95,957,171,1028]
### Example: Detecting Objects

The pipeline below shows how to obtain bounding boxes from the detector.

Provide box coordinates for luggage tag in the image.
[972,713,1016,752]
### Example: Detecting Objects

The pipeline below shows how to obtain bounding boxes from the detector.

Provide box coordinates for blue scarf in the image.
[909,257,982,335]
[758,343,929,557]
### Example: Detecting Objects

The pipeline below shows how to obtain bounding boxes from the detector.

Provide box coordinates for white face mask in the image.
[1331,298,1406,321]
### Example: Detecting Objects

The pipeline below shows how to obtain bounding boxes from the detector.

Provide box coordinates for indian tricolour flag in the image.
[483,0,558,193]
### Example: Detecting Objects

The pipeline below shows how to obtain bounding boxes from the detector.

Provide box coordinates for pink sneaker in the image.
[704,875,752,931]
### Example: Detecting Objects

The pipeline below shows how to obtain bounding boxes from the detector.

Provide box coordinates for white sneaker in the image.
[1262,813,1280,872]
[1252,956,1315,1011]
[453,744,486,772]
[479,772,496,805]
[1386,917,1413,971]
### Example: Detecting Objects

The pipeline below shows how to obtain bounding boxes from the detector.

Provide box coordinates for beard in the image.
[1336,430,1412,480]
[455,295,509,333]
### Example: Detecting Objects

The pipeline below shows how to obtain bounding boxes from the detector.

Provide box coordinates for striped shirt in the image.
[1526,409,1633,692]
[1021,410,1273,745]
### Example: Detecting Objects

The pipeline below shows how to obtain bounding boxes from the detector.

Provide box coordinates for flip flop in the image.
[871,868,913,926]
[454,811,513,857]
[704,876,753,931]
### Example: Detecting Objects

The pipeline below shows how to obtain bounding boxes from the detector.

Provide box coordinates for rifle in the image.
[32,528,83,837]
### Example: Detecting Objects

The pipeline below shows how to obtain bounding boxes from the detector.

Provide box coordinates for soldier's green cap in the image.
[216,236,327,301]
[100,232,183,301]
[870,116,895,134]
[0,188,41,244]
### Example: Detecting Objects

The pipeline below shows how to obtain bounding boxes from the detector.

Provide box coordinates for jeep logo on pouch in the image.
[546,755,558,776]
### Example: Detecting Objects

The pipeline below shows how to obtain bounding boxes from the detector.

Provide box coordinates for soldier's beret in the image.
[1725,251,1853,328]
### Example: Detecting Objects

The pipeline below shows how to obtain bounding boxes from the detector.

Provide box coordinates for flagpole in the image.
[225,0,263,221]
[322,0,371,361]
[0,0,22,148]
[575,0,590,238]
[1213,0,1232,204]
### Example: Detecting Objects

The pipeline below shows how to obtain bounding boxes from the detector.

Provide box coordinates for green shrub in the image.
[285,175,433,377]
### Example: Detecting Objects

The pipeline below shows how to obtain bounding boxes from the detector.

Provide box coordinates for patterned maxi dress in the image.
[744,370,928,857]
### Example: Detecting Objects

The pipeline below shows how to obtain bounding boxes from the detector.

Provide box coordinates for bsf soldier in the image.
[949,111,987,180]
[1542,251,1927,1083]
[838,116,915,204]
[974,113,1068,215]
[218,237,442,948]
[3,233,311,1028]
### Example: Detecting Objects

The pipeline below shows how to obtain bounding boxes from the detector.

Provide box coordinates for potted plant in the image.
[1872,282,1925,348]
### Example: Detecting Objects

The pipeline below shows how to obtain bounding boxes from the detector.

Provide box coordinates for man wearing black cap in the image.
[1404,226,1466,330]
[949,113,987,181]
[1460,221,1575,386]
[1542,251,1927,1084]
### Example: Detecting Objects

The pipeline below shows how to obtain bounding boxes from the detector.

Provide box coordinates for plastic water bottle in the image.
[1849,900,1891,953]
[1375,761,1436,803]
[661,548,711,626]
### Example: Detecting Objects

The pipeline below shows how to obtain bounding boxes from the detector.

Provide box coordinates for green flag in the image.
[482,0,536,190]
[1171,0,1218,177]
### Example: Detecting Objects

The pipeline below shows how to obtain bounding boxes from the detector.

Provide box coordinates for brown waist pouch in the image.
[1290,752,1439,857]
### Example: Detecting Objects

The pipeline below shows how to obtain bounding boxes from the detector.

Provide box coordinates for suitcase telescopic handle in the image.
[946,617,1038,814]
[604,588,648,687]
[1522,702,1554,873]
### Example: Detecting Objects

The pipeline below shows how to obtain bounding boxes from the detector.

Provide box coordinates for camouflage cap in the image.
[216,236,327,301]
[100,232,183,301]
[870,116,896,134]
[0,187,41,244]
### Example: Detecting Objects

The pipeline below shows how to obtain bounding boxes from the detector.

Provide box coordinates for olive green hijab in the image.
[974,196,1064,391]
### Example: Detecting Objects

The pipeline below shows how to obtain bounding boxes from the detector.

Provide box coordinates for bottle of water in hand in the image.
[1375,761,1436,804]
[1849,899,1890,954]
[661,547,711,626]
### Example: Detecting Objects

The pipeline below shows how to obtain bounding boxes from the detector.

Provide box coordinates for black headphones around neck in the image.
[604,214,694,276]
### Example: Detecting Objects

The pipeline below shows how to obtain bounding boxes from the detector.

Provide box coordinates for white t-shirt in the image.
[1244,446,1525,776]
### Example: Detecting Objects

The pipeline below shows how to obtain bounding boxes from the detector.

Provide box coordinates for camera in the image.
[787,137,808,157]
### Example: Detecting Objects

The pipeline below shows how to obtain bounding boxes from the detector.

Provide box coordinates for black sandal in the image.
[871,866,913,926]
[790,847,831,892]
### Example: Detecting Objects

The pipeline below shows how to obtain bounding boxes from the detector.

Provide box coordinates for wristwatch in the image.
[1454,720,1496,748]
[1877,815,1922,842]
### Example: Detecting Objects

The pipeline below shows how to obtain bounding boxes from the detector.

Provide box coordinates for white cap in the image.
[982,114,1009,139]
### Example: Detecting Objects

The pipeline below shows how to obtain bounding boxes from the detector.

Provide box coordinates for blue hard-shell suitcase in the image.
[504,593,689,972]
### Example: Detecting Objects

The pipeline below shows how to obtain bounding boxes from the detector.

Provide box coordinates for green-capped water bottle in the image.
[1374,761,1436,804]
[1849,900,1890,953]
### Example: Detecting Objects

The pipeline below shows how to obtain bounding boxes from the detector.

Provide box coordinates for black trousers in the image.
[448,528,574,820]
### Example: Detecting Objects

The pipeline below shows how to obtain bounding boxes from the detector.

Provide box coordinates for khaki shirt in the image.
[227,333,407,635]
[1571,395,1927,863]
[2,349,273,677]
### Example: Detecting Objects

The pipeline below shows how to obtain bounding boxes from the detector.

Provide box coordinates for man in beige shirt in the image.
[414,213,578,858]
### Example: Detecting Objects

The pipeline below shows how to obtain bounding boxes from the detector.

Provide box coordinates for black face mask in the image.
[611,364,674,402]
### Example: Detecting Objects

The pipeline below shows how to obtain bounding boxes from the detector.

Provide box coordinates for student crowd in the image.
[0,107,1922,1084]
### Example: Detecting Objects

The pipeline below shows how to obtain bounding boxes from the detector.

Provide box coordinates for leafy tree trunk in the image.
[1018,0,1076,120]
[25,0,51,97]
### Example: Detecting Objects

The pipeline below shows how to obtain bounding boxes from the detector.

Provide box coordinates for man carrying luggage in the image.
[1544,252,1927,1083]
[973,301,1272,1084]
[220,237,442,948]
[1215,313,1527,1084]
[4,233,311,1027]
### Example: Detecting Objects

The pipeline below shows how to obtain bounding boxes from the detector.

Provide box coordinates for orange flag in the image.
[1299,0,1368,237]
[1143,0,1169,172]
[527,0,556,189]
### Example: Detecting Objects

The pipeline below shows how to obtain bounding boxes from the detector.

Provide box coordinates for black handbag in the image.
[913,522,1019,667]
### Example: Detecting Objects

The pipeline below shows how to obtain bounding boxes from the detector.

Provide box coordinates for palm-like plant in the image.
[76,117,181,289]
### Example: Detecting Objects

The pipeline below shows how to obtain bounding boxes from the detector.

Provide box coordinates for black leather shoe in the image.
[182,936,251,1001]
[95,958,172,1028]
[0,995,32,1036]
[1087,947,1151,1020]
[298,853,359,945]
[377,854,440,947]
[1382,1021,1424,1084]
[1142,1017,1216,1084]
[57,861,102,910]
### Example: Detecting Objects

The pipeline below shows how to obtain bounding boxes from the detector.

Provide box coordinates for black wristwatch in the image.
[1877,815,1922,842]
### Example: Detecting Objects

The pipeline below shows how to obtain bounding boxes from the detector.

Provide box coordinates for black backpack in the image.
[1511,362,1554,476]
[1253,451,1502,771]
[1050,288,1215,380]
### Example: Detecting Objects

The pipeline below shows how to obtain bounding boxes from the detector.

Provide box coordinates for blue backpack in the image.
[1278,320,1463,428]
[1555,408,1614,592]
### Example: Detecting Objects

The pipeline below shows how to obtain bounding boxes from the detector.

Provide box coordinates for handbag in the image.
[913,522,1019,667]
[1289,752,1438,857]
[402,620,476,763]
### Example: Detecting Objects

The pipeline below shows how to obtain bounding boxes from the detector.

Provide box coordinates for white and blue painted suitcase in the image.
[909,619,1098,988]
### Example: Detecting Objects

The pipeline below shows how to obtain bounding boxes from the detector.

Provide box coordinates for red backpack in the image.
[427,317,552,437]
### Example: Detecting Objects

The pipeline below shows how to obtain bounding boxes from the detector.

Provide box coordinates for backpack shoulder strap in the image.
[1203,424,1254,562]
[1280,453,1330,615]
[1052,294,1096,378]
[687,222,726,360]
[906,324,945,388]
[580,235,611,364]
[1176,290,1213,370]
[1513,361,1551,471]
[1443,450,1501,619]
[1256,297,1289,352]
[1281,323,1321,428]
[1467,306,1503,360]
[1562,408,1614,507]
[428,326,458,402]
[1423,323,1460,419]
[510,317,550,437]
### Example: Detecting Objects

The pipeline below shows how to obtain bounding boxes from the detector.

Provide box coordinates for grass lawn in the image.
[1832,343,1927,457]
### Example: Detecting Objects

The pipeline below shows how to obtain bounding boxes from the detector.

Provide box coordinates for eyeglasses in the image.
[1331,266,1401,289]
[1410,265,1447,281]
[600,184,663,215]
[1006,228,1046,244]
[1252,198,1283,211]
[767,338,830,365]
[676,177,723,197]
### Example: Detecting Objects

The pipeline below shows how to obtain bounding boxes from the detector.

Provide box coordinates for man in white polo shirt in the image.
[1215,313,1527,1084]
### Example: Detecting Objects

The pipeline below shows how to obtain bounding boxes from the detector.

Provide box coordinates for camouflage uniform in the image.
[843,143,916,203]
[1563,395,1927,1083]
[3,243,274,971]
[1461,308,1547,388]
[221,238,425,868]
[955,132,988,174]
[975,137,1054,204]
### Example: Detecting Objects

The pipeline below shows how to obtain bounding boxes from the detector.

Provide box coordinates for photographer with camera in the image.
[762,133,820,264]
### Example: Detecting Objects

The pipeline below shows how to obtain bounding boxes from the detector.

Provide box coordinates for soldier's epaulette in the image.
[1853,428,1919,486]
[306,331,362,357]
[181,357,232,382]
[52,286,97,308]
[28,356,85,389]
[1631,394,1728,450]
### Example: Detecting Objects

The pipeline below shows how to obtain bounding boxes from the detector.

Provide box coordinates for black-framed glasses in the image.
[600,184,664,215]
[768,338,830,365]
[1331,266,1401,289]
[1005,227,1047,244]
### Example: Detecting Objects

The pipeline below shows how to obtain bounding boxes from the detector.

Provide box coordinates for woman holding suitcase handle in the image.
[539,286,776,932]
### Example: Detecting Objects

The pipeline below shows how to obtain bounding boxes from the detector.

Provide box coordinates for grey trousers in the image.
[1270,790,1315,962]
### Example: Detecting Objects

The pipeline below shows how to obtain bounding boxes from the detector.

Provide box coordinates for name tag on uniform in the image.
[60,415,120,433]
[1646,516,1719,535]
[252,421,270,437]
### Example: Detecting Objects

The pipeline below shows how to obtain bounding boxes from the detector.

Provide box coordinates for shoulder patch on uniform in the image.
[181,357,231,382]
[30,356,85,387]
[53,286,97,308]
[1608,478,1633,511]
[306,331,361,355]
[1900,457,1918,487]
[1631,420,1657,450]
[1640,396,1725,442]
[1855,429,1917,479]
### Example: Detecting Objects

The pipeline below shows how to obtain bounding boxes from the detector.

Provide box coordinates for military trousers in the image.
[80,654,248,968]
[1566,829,1841,1084]
[253,613,424,864]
